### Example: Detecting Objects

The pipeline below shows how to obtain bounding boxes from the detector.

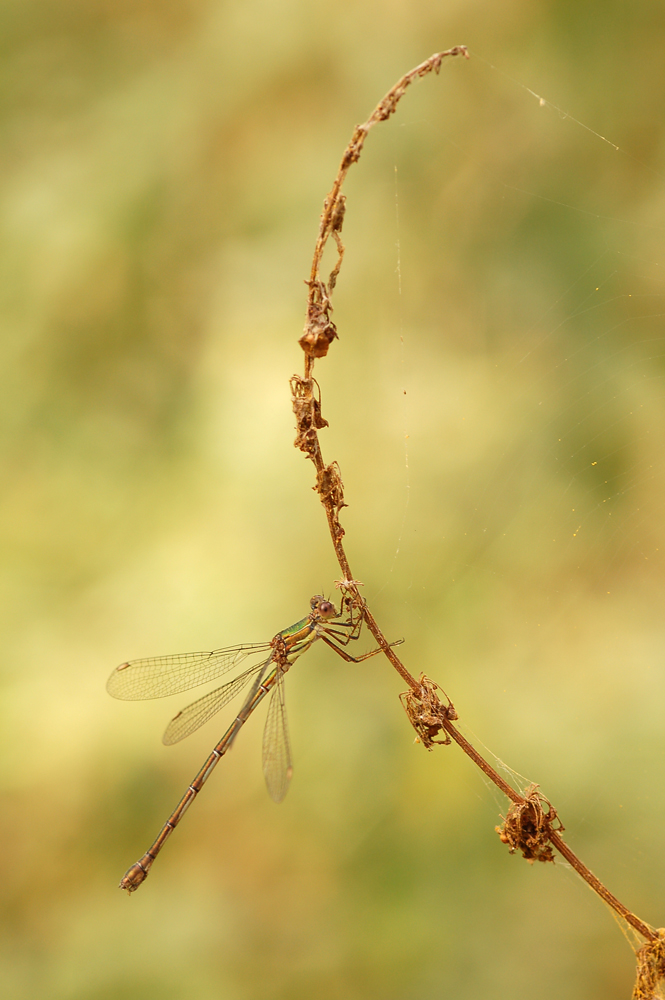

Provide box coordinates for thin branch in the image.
[299,47,469,373]
[291,47,664,998]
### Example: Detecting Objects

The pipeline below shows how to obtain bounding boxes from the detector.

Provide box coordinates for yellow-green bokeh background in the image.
[2,3,665,998]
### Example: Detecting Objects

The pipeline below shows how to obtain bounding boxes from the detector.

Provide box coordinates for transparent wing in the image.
[262,674,292,803]
[162,660,271,745]
[106,643,272,701]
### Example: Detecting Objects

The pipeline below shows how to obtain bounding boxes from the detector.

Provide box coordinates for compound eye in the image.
[310,595,324,610]
[318,600,336,619]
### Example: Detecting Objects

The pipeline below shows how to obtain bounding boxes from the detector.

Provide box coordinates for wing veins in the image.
[106,642,272,700]
[162,660,271,745]
[262,675,292,803]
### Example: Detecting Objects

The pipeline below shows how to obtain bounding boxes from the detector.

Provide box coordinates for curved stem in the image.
[293,48,661,964]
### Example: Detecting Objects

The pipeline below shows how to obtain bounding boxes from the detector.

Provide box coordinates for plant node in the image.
[496,785,562,864]
[632,928,665,1000]
[400,675,458,748]
[291,376,328,455]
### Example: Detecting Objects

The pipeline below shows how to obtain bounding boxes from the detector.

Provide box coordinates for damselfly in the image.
[108,594,398,893]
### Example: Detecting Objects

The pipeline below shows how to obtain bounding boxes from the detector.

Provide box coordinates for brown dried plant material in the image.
[400,675,458,748]
[334,578,368,626]
[300,280,338,359]
[291,375,328,455]
[294,48,663,982]
[334,576,364,600]
[298,46,469,369]
[633,929,665,1000]
[327,193,346,293]
[315,461,347,540]
[496,785,562,864]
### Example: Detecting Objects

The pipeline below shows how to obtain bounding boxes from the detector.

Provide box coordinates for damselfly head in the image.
[309,595,337,619]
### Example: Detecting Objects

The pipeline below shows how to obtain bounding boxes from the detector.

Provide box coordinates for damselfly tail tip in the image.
[119,861,148,894]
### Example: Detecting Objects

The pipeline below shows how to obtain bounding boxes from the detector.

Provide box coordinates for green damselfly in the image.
[108,594,398,893]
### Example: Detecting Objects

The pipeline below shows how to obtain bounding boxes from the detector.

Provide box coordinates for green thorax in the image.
[279,614,320,663]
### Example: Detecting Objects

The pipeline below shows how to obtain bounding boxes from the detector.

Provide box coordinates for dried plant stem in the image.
[547,830,654,940]
[291,48,664,994]
[299,47,470,369]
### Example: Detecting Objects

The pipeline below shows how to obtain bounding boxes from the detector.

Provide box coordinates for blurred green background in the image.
[2,2,664,998]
